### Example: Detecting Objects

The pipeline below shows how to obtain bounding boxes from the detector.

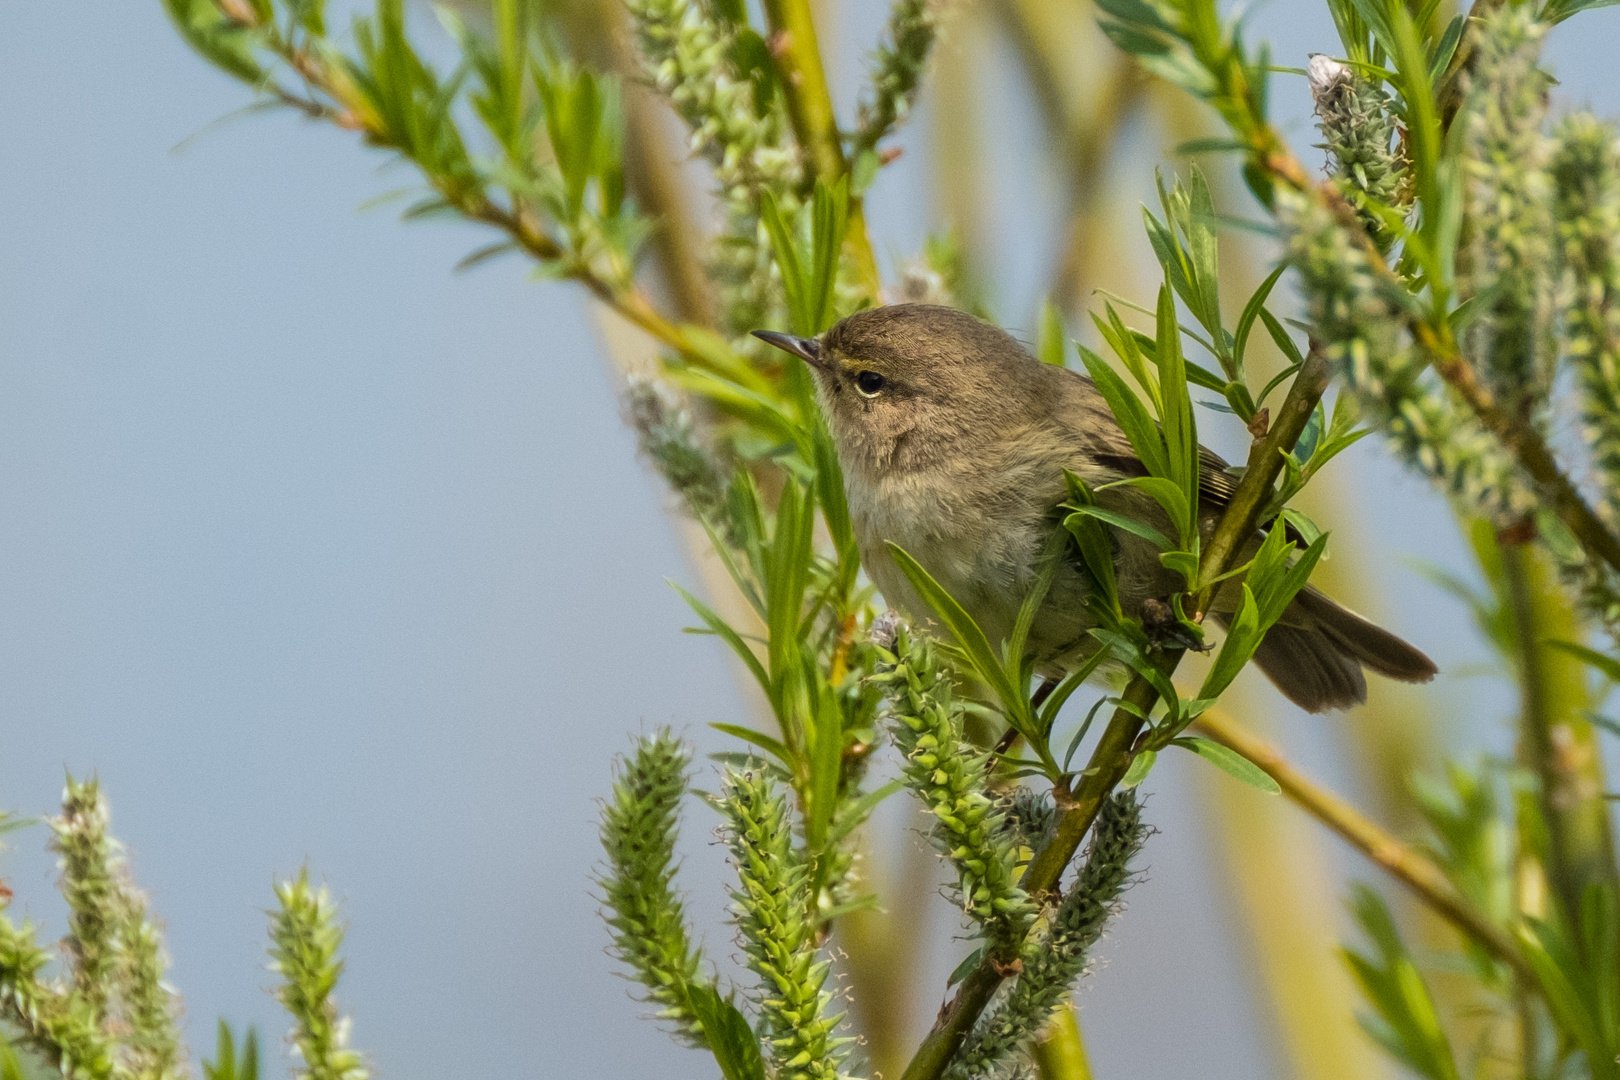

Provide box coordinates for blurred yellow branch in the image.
[759,0,882,296]
[1191,708,1534,981]
[992,0,1146,314]
[1498,540,1619,927]
[1031,1008,1094,1080]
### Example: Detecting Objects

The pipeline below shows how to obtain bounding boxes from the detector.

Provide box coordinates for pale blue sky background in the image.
[2,4,1619,1080]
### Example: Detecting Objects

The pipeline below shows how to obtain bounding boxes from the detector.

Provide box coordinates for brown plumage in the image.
[755,303,1436,713]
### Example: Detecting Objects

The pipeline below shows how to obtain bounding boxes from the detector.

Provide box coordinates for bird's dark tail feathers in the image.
[1215,585,1438,713]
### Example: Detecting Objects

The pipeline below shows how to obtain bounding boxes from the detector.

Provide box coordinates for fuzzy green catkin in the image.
[718,769,852,1080]
[12,781,185,1080]
[997,787,1055,855]
[114,896,186,1080]
[948,793,1146,1080]
[876,627,1036,950]
[0,915,115,1080]
[51,779,119,1023]
[268,872,368,1080]
[1279,188,1529,521]
[622,0,800,334]
[623,376,739,547]
[1552,114,1620,525]
[598,732,710,1046]
[1307,54,1409,251]
[1461,7,1557,422]
[853,0,943,157]
[55,780,186,1080]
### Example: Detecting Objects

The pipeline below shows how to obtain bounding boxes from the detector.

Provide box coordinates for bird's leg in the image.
[992,676,1060,757]
[1141,597,1211,653]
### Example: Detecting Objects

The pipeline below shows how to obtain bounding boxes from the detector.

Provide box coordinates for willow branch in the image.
[1191,707,1534,981]
[235,18,709,368]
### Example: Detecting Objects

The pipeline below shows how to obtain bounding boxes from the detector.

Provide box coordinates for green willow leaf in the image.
[1171,737,1281,793]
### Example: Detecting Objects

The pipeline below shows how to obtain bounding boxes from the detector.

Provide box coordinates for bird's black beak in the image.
[752,330,824,370]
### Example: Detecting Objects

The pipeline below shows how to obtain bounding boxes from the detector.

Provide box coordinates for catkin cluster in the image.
[853,0,943,157]
[1279,187,1528,522]
[1461,8,1557,421]
[1307,54,1409,251]
[949,793,1147,1080]
[1552,115,1620,525]
[0,778,185,1080]
[597,732,709,1045]
[623,375,739,545]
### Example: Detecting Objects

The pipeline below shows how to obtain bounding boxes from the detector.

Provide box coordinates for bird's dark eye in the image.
[855,371,886,395]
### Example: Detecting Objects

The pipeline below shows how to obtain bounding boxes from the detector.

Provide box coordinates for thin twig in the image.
[1190,707,1534,980]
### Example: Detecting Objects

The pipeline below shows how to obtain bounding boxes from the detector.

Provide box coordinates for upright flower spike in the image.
[114,893,187,1080]
[1552,113,1620,527]
[623,376,739,547]
[623,0,802,334]
[597,731,711,1046]
[718,769,853,1080]
[49,777,187,1080]
[0,913,116,1080]
[1279,188,1529,522]
[852,0,943,158]
[948,794,1147,1080]
[51,778,120,1023]
[1460,8,1557,424]
[1307,54,1409,252]
[268,872,369,1080]
[876,627,1036,952]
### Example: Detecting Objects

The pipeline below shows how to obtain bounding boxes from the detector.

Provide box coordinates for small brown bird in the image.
[755,304,1436,712]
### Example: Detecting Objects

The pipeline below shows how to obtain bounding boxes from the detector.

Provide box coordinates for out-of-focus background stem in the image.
[993,0,1144,317]
[1499,541,1618,930]
[1032,1009,1094,1080]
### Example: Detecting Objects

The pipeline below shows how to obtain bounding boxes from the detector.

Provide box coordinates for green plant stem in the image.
[1498,540,1620,931]
[759,0,841,183]
[898,342,1334,1080]
[1032,1008,1094,1080]
[1192,707,1534,981]
[758,0,882,297]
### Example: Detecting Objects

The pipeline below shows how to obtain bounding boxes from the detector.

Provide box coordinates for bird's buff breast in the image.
[846,463,1093,664]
